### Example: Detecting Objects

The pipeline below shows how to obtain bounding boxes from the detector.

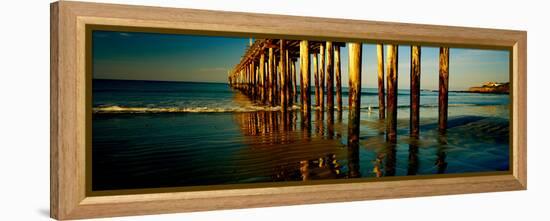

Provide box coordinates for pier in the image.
[229,39,451,142]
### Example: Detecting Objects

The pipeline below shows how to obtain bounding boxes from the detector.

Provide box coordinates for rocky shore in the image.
[468,82,509,94]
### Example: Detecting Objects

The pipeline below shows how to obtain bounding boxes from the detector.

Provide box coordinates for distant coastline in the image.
[425,82,510,94]
[467,82,509,94]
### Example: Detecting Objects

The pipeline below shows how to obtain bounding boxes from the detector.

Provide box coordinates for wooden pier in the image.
[229,39,450,145]
[229,39,346,113]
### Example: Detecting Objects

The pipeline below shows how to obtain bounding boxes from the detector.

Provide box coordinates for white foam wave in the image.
[93,105,302,113]
[93,103,484,114]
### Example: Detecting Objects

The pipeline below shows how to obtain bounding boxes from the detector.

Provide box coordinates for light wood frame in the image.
[50,1,527,220]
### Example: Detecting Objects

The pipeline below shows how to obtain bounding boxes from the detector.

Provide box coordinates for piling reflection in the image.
[407,138,420,175]
[233,109,346,181]
[384,143,397,176]
[327,108,335,139]
[347,140,360,178]
[301,110,311,139]
[315,109,325,137]
[436,132,448,174]
[231,91,457,181]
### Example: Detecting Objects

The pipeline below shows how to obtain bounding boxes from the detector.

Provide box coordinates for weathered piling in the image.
[410,45,421,137]
[319,43,326,110]
[276,57,280,103]
[264,60,269,103]
[279,40,287,111]
[326,42,335,138]
[335,45,342,112]
[251,61,255,96]
[245,62,249,94]
[246,63,250,94]
[285,49,292,108]
[347,42,362,178]
[292,59,297,103]
[326,41,334,113]
[438,47,450,132]
[377,44,385,120]
[313,53,320,107]
[268,48,274,106]
[386,44,398,142]
[300,40,311,127]
[260,52,266,103]
[253,61,257,98]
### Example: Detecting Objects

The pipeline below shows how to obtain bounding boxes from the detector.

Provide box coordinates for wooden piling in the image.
[244,67,247,90]
[239,67,242,88]
[280,40,287,111]
[319,43,325,110]
[260,52,266,103]
[275,52,280,105]
[439,47,450,132]
[335,45,342,112]
[300,40,311,125]
[256,65,260,100]
[313,53,320,108]
[386,44,398,142]
[410,45,421,137]
[292,60,297,103]
[377,44,385,120]
[252,61,257,98]
[246,63,249,94]
[326,41,334,113]
[266,61,270,102]
[246,63,249,93]
[285,49,292,107]
[248,64,250,90]
[252,65,256,97]
[348,42,362,158]
[248,62,251,95]
[268,48,274,106]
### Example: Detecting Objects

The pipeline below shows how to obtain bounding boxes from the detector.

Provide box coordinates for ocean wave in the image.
[93,103,500,114]
[93,105,301,114]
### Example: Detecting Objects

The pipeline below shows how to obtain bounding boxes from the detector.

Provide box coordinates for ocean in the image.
[92,79,510,191]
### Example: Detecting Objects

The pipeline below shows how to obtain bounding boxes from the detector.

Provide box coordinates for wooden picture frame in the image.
[50,1,527,220]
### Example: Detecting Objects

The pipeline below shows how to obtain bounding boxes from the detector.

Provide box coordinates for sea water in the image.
[92,79,510,191]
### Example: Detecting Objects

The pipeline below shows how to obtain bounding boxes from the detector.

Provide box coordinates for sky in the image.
[93,30,510,90]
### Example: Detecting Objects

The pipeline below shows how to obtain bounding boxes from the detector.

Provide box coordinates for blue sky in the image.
[93,31,509,90]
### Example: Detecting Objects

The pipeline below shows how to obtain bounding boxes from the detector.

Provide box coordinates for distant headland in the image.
[425,82,510,94]
[467,82,509,94]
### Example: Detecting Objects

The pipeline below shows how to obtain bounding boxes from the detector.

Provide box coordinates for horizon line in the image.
[94,78,509,91]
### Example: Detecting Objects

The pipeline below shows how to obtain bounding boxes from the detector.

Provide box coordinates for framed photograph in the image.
[50,1,527,219]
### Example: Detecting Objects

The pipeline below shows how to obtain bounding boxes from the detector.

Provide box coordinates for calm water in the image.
[92,79,510,191]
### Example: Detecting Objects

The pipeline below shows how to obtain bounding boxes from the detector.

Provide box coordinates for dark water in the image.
[92,79,510,191]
